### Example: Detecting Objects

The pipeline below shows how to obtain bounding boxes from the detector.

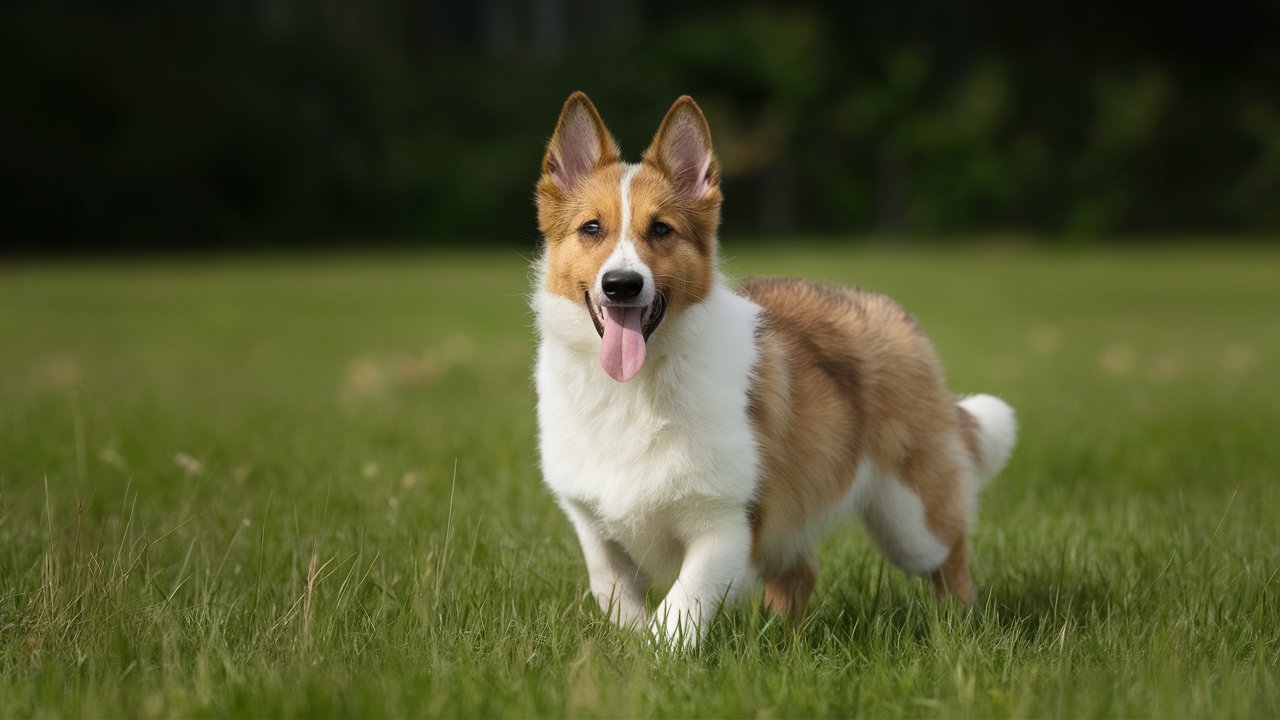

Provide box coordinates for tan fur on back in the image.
[741,278,970,572]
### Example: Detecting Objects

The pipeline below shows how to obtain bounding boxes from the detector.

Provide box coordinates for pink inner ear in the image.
[667,123,711,198]
[553,112,602,189]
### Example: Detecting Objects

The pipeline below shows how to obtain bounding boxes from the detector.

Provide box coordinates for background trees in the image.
[4,1,1277,252]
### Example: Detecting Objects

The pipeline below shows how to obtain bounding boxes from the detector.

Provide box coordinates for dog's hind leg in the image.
[852,456,975,605]
[928,538,975,604]
[762,554,819,625]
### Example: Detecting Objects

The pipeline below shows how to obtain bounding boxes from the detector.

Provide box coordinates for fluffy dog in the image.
[531,92,1016,647]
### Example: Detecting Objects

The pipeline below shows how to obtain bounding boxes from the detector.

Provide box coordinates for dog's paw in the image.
[649,605,703,650]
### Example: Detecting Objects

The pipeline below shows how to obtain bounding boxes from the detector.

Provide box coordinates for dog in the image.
[531,92,1016,648]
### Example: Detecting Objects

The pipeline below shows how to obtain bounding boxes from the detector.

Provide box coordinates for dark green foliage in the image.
[2,2,1279,252]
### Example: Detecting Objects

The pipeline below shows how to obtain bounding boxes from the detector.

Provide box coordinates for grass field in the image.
[2,245,1278,718]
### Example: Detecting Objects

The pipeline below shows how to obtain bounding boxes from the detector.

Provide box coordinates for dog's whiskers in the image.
[650,276,707,303]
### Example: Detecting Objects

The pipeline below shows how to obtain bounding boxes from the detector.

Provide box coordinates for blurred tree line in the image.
[3,1,1278,253]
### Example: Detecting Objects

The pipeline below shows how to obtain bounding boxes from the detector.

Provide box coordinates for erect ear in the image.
[542,92,620,191]
[643,95,719,200]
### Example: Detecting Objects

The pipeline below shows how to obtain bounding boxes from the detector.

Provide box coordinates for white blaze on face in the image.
[594,164,655,304]
[596,164,656,383]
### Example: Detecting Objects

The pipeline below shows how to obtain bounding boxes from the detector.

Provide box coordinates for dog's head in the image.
[535,93,722,382]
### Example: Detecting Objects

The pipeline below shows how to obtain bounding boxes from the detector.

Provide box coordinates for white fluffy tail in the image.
[957,394,1017,487]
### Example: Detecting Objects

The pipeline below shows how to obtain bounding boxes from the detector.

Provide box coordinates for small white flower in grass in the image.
[440,334,474,363]
[401,471,421,489]
[1146,352,1185,383]
[1099,345,1135,376]
[99,446,127,471]
[393,353,443,387]
[43,355,82,387]
[362,462,380,478]
[174,451,204,476]
[1029,325,1063,355]
[142,693,165,717]
[1222,343,1255,374]
[344,355,386,397]
[345,336,476,396]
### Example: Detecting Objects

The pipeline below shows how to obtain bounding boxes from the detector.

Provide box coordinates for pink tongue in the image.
[599,306,647,382]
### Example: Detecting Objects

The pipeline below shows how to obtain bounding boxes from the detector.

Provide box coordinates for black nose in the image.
[601,269,644,301]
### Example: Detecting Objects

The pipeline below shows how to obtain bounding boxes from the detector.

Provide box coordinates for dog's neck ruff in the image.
[532,278,762,516]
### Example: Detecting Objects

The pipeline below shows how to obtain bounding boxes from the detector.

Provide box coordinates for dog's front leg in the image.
[651,509,754,649]
[561,501,649,629]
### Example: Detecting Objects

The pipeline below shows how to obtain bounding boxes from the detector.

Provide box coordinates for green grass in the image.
[2,245,1278,718]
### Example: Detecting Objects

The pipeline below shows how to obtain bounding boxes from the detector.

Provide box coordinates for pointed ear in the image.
[643,96,719,200]
[542,92,620,191]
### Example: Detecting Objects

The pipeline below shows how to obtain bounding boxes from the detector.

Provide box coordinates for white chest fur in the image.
[533,282,762,552]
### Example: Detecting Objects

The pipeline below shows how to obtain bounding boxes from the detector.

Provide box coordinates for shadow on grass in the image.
[978,568,1118,637]
[796,562,1119,651]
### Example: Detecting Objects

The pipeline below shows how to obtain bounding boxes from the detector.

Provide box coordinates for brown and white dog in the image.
[532,92,1016,648]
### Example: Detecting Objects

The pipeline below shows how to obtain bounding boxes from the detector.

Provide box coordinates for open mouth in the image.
[584,290,667,383]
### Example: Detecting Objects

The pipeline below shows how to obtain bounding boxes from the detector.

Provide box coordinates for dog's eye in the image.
[650,221,672,238]
[579,220,601,236]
